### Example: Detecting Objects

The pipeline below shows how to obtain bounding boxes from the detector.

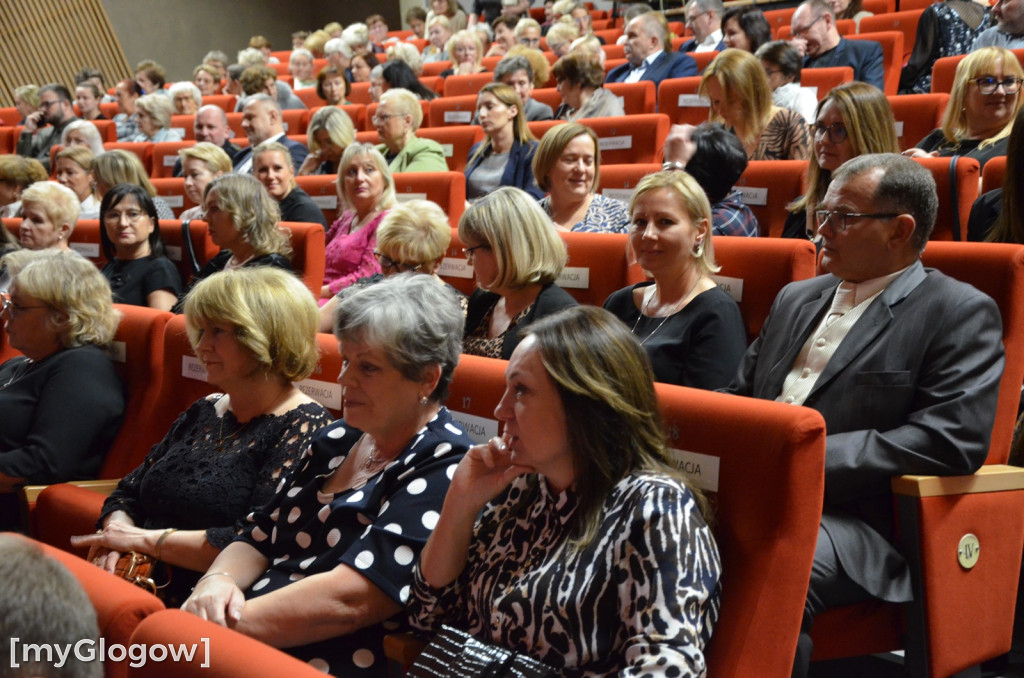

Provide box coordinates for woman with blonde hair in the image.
[784,82,899,238]
[129,93,183,143]
[701,49,809,161]
[373,88,447,173]
[298,106,355,176]
[178,142,233,220]
[604,171,746,388]
[13,85,39,125]
[442,29,487,76]
[423,15,453,63]
[193,64,221,96]
[92,149,176,220]
[17,182,80,251]
[904,46,1023,169]
[252,142,328,228]
[460,186,576,359]
[545,19,579,57]
[466,83,542,200]
[55,146,100,220]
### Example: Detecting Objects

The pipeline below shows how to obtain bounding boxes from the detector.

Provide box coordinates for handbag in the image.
[113,552,170,596]
[407,625,558,678]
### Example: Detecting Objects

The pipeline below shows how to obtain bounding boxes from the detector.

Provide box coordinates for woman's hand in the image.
[901,148,938,159]
[297,151,322,176]
[72,520,156,573]
[182,573,246,627]
[448,434,530,516]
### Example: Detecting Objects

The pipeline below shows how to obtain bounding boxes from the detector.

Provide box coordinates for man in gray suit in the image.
[723,153,1005,677]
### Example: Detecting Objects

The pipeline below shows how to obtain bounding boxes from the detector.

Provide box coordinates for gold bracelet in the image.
[154,528,177,560]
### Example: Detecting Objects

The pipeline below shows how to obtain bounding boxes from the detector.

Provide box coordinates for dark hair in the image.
[834,0,864,20]
[406,6,427,22]
[117,78,143,97]
[991,104,1024,242]
[686,122,748,203]
[492,15,518,31]
[551,51,605,89]
[317,66,352,102]
[354,51,381,70]
[99,183,166,260]
[755,40,803,83]
[40,83,72,103]
[494,55,534,82]
[722,6,772,53]
[382,60,437,100]
[75,67,106,87]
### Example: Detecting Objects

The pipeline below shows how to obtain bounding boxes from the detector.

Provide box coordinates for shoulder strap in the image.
[180,219,202,275]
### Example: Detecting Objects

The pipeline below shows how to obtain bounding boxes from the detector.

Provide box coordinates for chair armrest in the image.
[383,632,428,666]
[21,478,122,505]
[891,464,1024,497]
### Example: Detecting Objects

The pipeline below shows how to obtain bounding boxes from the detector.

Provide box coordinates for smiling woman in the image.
[253,142,327,229]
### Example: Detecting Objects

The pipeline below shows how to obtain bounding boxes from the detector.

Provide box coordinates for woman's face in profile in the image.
[1,284,63,361]
[337,337,426,434]
[194,320,260,387]
[722,18,750,51]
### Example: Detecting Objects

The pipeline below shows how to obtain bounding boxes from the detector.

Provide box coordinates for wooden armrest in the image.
[20,479,122,504]
[891,464,1024,497]
[383,633,428,665]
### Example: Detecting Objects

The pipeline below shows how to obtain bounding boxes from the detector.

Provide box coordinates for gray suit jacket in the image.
[724,260,1004,602]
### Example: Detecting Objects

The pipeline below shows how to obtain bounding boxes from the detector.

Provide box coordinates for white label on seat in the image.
[162,195,183,207]
[603,188,635,202]
[712,274,743,302]
[677,94,710,107]
[444,111,472,123]
[166,246,182,261]
[736,186,767,206]
[108,341,126,363]
[163,155,178,167]
[171,127,185,136]
[669,449,720,492]
[449,411,499,444]
[70,242,99,258]
[311,195,338,209]
[599,135,632,150]
[283,122,290,132]
[440,143,454,157]
[396,193,427,202]
[894,121,904,137]
[182,355,208,382]
[296,378,342,410]
[557,266,590,289]
[439,257,473,278]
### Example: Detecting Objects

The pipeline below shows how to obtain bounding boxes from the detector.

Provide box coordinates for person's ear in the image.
[888,213,916,250]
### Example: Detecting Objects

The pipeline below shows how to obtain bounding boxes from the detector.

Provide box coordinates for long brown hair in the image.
[468,83,536,166]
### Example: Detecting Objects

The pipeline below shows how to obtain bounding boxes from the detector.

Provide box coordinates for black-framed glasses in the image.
[38,99,62,110]
[685,10,709,25]
[0,291,49,317]
[792,14,824,38]
[103,209,148,224]
[811,121,848,144]
[374,251,421,273]
[462,244,490,258]
[815,210,899,233]
[972,76,1023,95]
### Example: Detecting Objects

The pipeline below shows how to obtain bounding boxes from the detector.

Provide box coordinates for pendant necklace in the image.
[631,277,704,346]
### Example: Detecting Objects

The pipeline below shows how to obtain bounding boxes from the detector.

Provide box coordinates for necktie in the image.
[826,284,855,327]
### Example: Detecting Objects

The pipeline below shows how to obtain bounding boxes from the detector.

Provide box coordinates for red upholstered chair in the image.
[160,219,220,286]
[150,177,195,218]
[800,66,853,101]
[421,61,452,77]
[392,171,467,228]
[67,218,107,267]
[913,156,979,241]
[294,174,340,224]
[847,32,904,95]
[279,221,326,298]
[887,93,948,152]
[170,114,196,141]
[596,163,662,204]
[417,125,485,172]
[764,7,797,38]
[102,142,154,174]
[603,81,657,115]
[348,81,373,104]
[201,94,236,112]
[150,141,194,179]
[427,94,478,127]
[579,113,670,164]
[656,76,709,126]
[443,72,495,97]
[982,155,1007,195]
[859,10,924,64]
[733,160,808,237]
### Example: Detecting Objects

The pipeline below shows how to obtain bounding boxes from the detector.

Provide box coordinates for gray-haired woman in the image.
[183,272,472,677]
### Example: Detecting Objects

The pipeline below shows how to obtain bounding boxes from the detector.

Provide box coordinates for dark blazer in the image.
[465,283,578,359]
[232,135,309,174]
[804,37,885,92]
[724,260,1004,602]
[465,138,544,201]
[677,38,725,53]
[605,50,698,86]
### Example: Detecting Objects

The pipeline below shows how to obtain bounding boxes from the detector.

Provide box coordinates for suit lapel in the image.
[762,283,834,396]
[644,52,667,82]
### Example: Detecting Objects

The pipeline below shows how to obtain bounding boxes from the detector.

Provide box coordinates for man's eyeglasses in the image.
[972,76,1023,95]
[374,251,421,273]
[792,15,824,38]
[815,210,899,233]
[810,121,848,144]
[0,292,48,318]
[685,10,709,25]
[38,100,62,110]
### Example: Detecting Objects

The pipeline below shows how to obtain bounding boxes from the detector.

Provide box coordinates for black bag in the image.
[407,625,558,678]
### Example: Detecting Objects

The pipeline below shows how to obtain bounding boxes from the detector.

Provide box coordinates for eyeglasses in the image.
[814,210,899,233]
[462,244,490,258]
[792,15,824,38]
[972,76,1023,95]
[518,37,541,46]
[103,209,148,224]
[0,292,48,318]
[685,10,709,24]
[374,251,421,273]
[810,121,848,144]
[371,112,404,125]
[38,99,62,110]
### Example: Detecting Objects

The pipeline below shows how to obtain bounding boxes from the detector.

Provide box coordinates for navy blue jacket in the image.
[605,51,698,86]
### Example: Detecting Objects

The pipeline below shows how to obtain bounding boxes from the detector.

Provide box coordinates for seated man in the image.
[790,0,885,91]
[235,65,307,111]
[678,0,726,53]
[723,153,1005,677]
[664,122,759,237]
[16,84,78,172]
[233,94,308,174]
[606,11,698,85]
[974,0,1024,49]
[172,105,241,177]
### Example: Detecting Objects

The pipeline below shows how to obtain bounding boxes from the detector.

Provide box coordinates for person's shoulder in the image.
[614,470,704,516]
[603,282,643,310]
[53,344,119,374]
[422,408,475,451]
[844,36,883,56]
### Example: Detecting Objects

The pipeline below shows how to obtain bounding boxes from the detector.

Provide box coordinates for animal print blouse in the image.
[408,471,722,677]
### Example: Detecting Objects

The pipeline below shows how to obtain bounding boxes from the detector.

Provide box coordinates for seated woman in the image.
[422,15,453,64]
[289,48,318,89]
[466,83,542,201]
[322,143,397,300]
[350,52,380,84]
[722,6,772,53]
[441,29,487,77]
[899,0,989,94]
[756,41,817,124]
[968,104,1024,241]
[75,82,107,121]
[373,88,447,173]
[461,187,577,359]
[784,82,899,239]
[544,19,579,58]
[381,60,437,100]
[182,273,472,675]
[702,49,810,161]
[169,82,202,116]
[193,64,221,97]
[60,119,107,156]
[604,171,747,389]
[73,267,331,606]
[298,106,355,176]
[533,122,629,233]
[178,142,233,220]
[129,93,184,143]
[92,149,176,221]
[55,147,100,220]
[318,199,467,331]
[829,0,873,29]
[409,304,722,675]
[0,155,47,220]
[428,0,468,36]
[252,142,328,229]
[0,249,124,527]
[904,46,1022,169]
[17,181,80,251]
[13,85,39,126]
[315,66,352,107]
[99,184,182,311]
[552,51,625,122]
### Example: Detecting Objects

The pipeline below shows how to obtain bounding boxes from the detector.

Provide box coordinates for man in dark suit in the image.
[606,12,698,86]
[677,0,726,53]
[791,0,885,91]
[723,153,1005,677]
[171,106,241,178]
[232,94,308,174]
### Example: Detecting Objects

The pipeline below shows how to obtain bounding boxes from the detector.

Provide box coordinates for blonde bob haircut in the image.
[700,48,772,147]
[0,155,47,189]
[135,93,174,130]
[178,142,233,175]
[379,87,424,129]
[533,122,600,193]
[445,29,484,67]
[183,267,318,381]
[21,182,81,234]
[92,150,159,197]
[629,171,720,277]
[307,106,356,155]
[942,46,1024,149]
[458,186,567,289]
[55,145,95,173]
[203,173,292,258]
[3,248,118,348]
[506,45,551,89]
[470,82,535,166]
[336,143,397,212]
[376,199,452,265]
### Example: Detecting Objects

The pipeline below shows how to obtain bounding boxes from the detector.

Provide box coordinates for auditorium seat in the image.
[847,31,904,95]
[102,142,154,173]
[417,125,485,172]
[656,76,709,126]
[575,114,670,164]
[913,155,979,241]
[887,93,948,152]
[421,61,452,77]
[982,155,1006,195]
[150,141,193,179]
[294,175,340,223]
[764,6,797,38]
[0,107,21,126]
[733,160,808,238]
[170,114,195,141]
[443,72,495,98]
[161,219,219,286]
[280,221,326,298]
[294,87,324,109]
[201,93,236,112]
[596,163,661,203]
[427,94,478,127]
[801,66,853,101]
[349,81,373,105]
[392,171,467,228]
[604,81,657,115]
[150,177,195,218]
[859,10,924,64]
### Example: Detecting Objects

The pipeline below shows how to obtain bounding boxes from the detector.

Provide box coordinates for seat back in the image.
[295,174,340,224]
[577,113,670,164]
[67,218,107,267]
[914,156,979,241]
[151,177,196,218]
[801,66,853,101]
[160,219,220,286]
[597,163,662,204]
[417,125,485,172]
[847,32,904,95]
[443,72,496,97]
[421,61,452,77]
[170,114,195,141]
[280,221,326,298]
[201,94,237,112]
[859,10,924,63]
[428,94,479,127]
[764,6,797,37]
[733,160,808,237]
[888,93,948,151]
[982,155,1007,195]
[603,80,657,115]
[150,141,193,178]
[656,76,708,126]
[392,171,467,228]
